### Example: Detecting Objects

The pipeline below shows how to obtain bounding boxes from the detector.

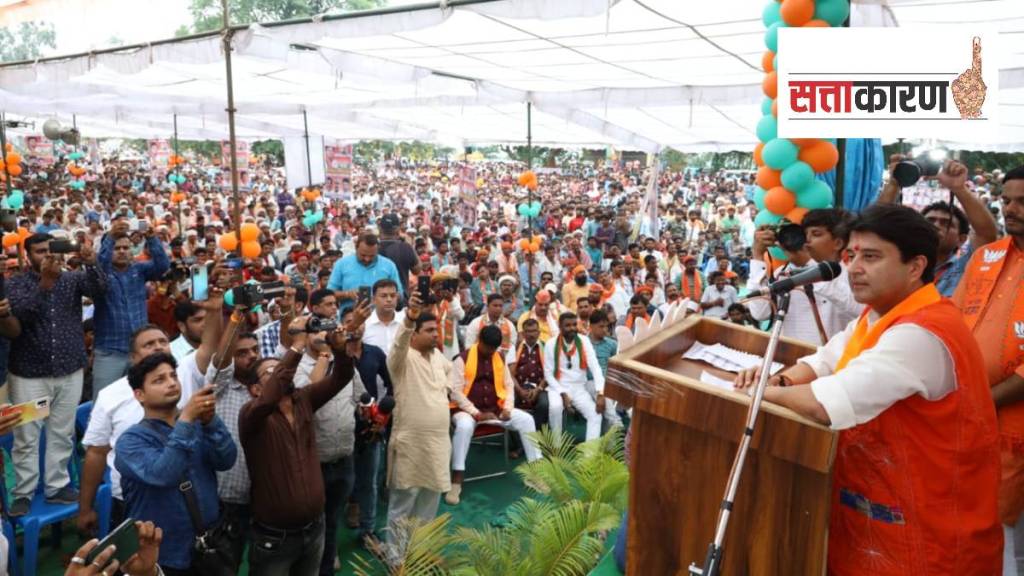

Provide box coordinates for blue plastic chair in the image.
[2,516,18,576]
[0,429,81,576]
[72,402,112,537]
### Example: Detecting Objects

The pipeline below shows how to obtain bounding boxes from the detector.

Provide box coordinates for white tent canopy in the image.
[1,0,1022,151]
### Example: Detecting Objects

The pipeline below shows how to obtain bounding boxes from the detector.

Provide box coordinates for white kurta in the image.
[386,319,453,493]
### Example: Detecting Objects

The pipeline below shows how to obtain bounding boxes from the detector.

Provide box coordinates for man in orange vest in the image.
[736,204,1001,575]
[446,326,541,506]
[953,166,1024,574]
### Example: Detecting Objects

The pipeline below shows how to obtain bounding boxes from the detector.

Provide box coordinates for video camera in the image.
[230,280,286,308]
[892,152,944,188]
[769,222,807,253]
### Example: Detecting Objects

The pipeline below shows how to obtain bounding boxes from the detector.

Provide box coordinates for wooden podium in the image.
[605,316,836,576]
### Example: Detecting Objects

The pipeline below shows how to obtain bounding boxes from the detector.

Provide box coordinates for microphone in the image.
[745,261,842,299]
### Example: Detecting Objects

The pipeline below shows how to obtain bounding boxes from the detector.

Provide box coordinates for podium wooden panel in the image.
[605,316,836,576]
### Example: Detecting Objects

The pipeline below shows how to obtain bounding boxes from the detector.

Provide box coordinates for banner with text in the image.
[778,28,999,140]
[24,136,55,164]
[324,144,353,199]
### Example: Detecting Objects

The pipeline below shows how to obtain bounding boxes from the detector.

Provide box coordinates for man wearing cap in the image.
[378,213,419,296]
[517,291,560,344]
[561,265,591,313]
[497,275,525,322]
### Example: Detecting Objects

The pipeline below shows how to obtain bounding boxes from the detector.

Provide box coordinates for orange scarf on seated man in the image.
[454,344,508,410]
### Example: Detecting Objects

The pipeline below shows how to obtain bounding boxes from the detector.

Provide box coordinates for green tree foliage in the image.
[185,0,388,34]
[0,21,57,63]
[250,139,284,165]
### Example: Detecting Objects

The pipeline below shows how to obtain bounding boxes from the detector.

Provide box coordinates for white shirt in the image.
[746,260,863,345]
[169,335,196,363]
[701,284,739,319]
[543,335,604,395]
[363,309,405,354]
[801,314,956,431]
[81,352,211,500]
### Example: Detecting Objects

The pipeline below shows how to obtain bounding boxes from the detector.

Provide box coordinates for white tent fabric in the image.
[0,0,1022,151]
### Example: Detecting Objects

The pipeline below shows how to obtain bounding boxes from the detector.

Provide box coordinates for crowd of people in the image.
[0,145,1019,575]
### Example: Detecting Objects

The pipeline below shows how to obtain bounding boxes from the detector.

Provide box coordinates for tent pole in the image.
[834,11,851,209]
[174,114,183,240]
[0,112,11,195]
[303,109,312,188]
[526,101,534,300]
[221,0,242,246]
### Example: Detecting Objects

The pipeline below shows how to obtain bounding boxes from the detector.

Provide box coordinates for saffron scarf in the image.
[835,284,941,372]
[625,312,650,330]
[464,344,507,409]
[436,300,455,350]
[553,334,587,379]
[680,272,703,301]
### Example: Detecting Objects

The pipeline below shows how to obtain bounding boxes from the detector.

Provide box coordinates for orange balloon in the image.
[753,143,765,167]
[791,138,820,147]
[5,153,21,166]
[239,222,260,242]
[786,206,809,224]
[756,166,782,190]
[17,227,29,240]
[2,233,19,249]
[519,239,531,251]
[762,71,778,99]
[219,233,239,252]
[241,240,261,259]
[0,159,5,172]
[780,0,815,26]
[761,50,774,73]
[7,164,22,177]
[799,140,840,173]
[764,186,797,215]
[771,99,778,118]
[804,19,830,27]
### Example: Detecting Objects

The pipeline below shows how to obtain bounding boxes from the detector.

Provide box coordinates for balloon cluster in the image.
[755,0,847,231]
[518,235,544,253]
[517,170,538,190]
[219,222,263,259]
[2,227,30,249]
[302,209,325,229]
[69,180,86,191]
[1,189,25,210]
[517,201,542,218]
[167,155,186,169]
[170,191,187,203]
[167,173,187,185]
[301,188,321,202]
[67,151,85,162]
[0,145,23,178]
[67,163,87,177]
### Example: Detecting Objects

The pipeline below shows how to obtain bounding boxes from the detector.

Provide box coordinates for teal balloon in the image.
[752,186,767,210]
[762,138,799,170]
[761,97,774,116]
[796,180,834,209]
[756,115,777,144]
[6,195,23,210]
[781,161,815,192]
[303,215,316,228]
[0,198,7,210]
[768,246,789,261]
[224,289,234,307]
[815,0,849,27]
[755,210,784,228]
[68,151,85,161]
[518,204,529,216]
[765,22,787,52]
[762,1,781,27]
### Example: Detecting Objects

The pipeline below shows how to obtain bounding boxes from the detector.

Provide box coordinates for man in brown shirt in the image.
[448,325,541,505]
[239,316,354,576]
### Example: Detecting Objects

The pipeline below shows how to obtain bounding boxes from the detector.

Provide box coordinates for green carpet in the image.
[17,419,622,575]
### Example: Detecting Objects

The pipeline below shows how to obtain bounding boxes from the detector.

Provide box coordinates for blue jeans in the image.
[92,349,129,398]
[353,441,383,535]
[249,514,325,576]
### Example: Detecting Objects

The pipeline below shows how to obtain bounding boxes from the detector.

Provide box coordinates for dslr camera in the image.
[231,281,286,308]
[305,316,339,334]
[769,222,807,253]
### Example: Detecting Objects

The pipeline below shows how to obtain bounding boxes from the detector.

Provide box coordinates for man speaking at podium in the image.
[736,204,1001,575]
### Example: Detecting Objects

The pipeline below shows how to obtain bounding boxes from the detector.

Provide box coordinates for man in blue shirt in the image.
[94,217,170,395]
[116,352,237,575]
[328,233,403,310]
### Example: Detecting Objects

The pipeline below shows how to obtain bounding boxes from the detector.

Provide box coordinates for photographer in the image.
[7,233,106,516]
[93,216,170,395]
[429,272,465,360]
[239,315,355,575]
[877,157,998,296]
[746,218,857,344]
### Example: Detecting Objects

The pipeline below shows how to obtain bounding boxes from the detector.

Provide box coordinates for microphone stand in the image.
[689,290,793,576]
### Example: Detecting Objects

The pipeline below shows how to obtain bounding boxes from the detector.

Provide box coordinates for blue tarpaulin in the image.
[817,138,884,212]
